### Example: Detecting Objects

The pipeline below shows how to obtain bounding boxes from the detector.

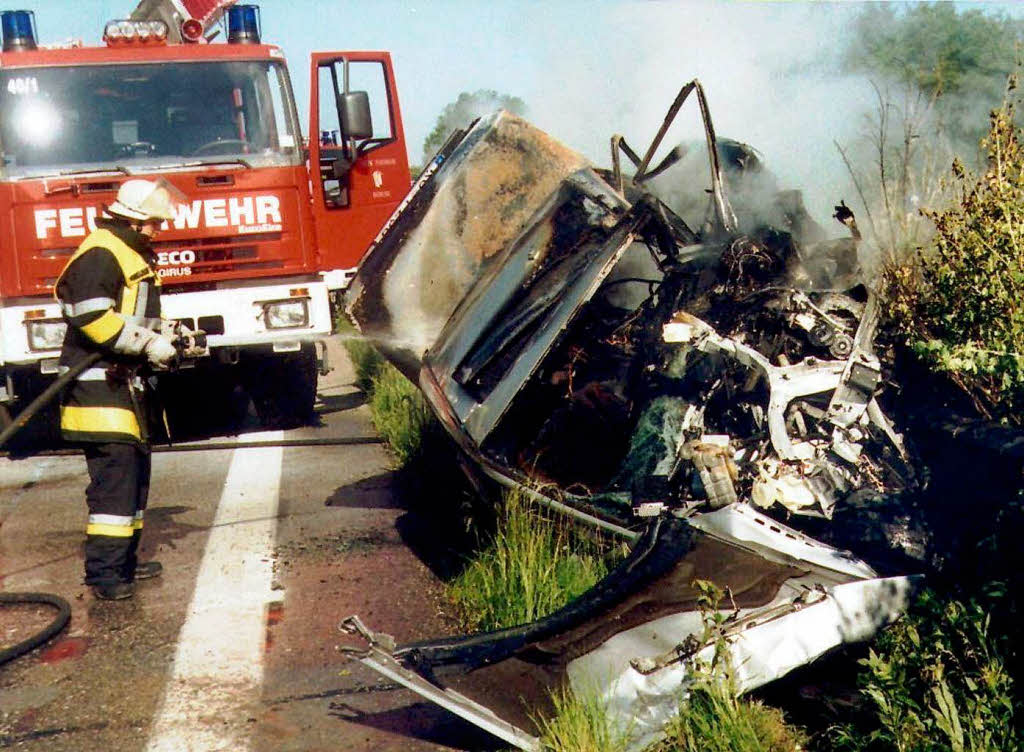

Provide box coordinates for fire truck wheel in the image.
[158,367,250,442]
[250,345,319,430]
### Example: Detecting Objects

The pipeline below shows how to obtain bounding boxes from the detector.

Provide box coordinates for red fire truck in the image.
[0,1,410,433]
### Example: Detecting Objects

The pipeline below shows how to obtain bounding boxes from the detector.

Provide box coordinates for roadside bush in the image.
[884,78,1024,423]
[829,589,1021,752]
[447,488,619,632]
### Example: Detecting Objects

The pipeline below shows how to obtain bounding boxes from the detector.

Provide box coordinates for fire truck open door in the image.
[308,51,411,275]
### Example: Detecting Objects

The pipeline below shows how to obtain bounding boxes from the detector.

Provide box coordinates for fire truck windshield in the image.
[0,60,301,179]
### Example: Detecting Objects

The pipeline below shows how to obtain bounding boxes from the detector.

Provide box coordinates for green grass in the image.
[336,316,385,393]
[644,580,808,752]
[653,681,806,752]
[337,315,435,467]
[447,488,620,632]
[534,668,803,752]
[533,578,804,752]
[536,680,803,752]
[536,679,632,752]
[367,364,435,466]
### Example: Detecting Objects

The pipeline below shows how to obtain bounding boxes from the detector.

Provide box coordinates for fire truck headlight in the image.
[263,300,309,330]
[26,319,67,351]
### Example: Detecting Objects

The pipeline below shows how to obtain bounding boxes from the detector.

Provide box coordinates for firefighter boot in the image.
[122,530,162,581]
[91,582,135,600]
[135,561,163,580]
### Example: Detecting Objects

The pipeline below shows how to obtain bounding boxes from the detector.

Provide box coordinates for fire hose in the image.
[0,592,73,666]
[0,352,103,449]
[0,351,102,665]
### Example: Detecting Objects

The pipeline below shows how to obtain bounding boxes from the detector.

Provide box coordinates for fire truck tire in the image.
[0,375,64,452]
[159,368,250,441]
[250,345,319,430]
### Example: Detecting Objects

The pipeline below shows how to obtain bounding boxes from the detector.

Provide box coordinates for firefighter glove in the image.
[144,335,178,368]
[175,330,208,359]
[159,319,181,339]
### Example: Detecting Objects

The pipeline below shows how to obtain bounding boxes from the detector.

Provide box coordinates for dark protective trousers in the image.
[83,443,151,586]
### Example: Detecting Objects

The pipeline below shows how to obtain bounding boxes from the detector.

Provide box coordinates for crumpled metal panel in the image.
[342,506,920,751]
[571,574,919,751]
[347,111,591,381]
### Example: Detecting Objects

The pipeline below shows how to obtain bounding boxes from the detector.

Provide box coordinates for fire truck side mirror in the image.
[340,91,373,141]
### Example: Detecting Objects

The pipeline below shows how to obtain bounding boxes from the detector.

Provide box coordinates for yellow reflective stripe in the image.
[133,518,144,530]
[54,229,153,293]
[86,523,135,538]
[80,310,124,343]
[120,283,139,316]
[104,233,153,284]
[60,405,141,439]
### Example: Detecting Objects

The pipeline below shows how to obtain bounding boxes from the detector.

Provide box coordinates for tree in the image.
[836,4,1024,265]
[845,3,1024,149]
[421,90,527,165]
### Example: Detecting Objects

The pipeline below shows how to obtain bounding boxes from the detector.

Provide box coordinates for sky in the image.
[14,0,1024,224]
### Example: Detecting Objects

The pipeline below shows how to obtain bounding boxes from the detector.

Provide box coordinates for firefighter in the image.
[55,179,182,601]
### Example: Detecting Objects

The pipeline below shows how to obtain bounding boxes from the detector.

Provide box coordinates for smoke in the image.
[420,90,527,164]
[521,2,878,233]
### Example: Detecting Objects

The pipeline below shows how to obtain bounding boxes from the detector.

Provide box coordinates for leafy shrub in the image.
[884,78,1024,422]
[830,590,1020,752]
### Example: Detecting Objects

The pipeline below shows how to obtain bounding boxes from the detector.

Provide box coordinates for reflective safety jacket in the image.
[55,219,162,445]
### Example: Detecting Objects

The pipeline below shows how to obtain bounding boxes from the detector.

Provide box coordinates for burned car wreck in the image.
[343,81,923,750]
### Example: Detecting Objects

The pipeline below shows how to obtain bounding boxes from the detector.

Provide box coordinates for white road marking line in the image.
[145,431,284,752]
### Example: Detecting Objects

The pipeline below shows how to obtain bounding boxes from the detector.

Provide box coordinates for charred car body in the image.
[344,81,923,750]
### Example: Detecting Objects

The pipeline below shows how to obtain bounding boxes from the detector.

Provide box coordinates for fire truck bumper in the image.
[159,279,334,350]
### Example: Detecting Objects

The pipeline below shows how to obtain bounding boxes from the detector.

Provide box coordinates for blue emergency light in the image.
[226,5,260,45]
[1,10,37,52]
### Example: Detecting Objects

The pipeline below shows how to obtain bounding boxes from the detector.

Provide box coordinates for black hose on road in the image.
[0,592,72,666]
[1,354,97,665]
[2,434,384,459]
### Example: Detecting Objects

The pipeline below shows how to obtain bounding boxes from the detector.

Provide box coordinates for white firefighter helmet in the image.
[107,178,183,222]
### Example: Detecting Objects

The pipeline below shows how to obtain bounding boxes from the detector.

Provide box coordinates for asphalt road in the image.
[0,336,498,751]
